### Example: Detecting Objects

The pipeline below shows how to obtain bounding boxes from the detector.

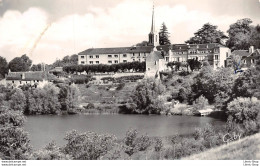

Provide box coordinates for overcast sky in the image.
[0,0,259,64]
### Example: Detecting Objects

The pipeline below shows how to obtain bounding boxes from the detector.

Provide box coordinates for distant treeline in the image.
[63,61,146,74]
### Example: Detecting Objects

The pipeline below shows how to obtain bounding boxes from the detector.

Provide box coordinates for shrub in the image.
[31,142,71,160]
[116,83,125,90]
[154,138,163,152]
[135,135,151,151]
[124,129,138,156]
[192,95,209,111]
[64,130,116,160]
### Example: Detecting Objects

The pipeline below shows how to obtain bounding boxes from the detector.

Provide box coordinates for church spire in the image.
[150,3,155,34]
[148,2,159,47]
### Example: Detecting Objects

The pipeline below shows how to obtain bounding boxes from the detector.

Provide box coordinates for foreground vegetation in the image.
[183,133,260,160]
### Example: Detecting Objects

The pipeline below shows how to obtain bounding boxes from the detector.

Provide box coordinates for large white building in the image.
[78,5,230,71]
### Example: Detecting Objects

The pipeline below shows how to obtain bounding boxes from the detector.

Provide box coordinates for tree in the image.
[159,23,171,45]
[135,41,149,46]
[8,54,32,72]
[249,24,260,49]
[187,58,202,72]
[226,18,255,50]
[185,23,227,44]
[227,97,260,135]
[0,56,8,79]
[31,64,42,71]
[127,78,166,114]
[0,106,31,159]
[10,88,26,113]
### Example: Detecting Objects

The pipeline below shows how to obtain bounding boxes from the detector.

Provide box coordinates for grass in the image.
[183,133,260,160]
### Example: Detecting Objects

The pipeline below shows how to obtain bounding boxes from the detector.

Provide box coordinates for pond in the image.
[24,114,225,149]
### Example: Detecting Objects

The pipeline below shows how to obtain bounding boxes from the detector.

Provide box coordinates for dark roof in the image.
[6,71,47,81]
[232,50,250,58]
[78,46,154,55]
[171,43,226,50]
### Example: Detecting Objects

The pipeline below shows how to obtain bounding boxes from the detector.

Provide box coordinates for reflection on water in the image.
[24,114,225,149]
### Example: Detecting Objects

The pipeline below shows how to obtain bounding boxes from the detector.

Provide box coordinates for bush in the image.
[31,142,71,160]
[192,95,209,111]
[154,138,163,152]
[116,83,125,90]
[226,97,260,135]
[64,130,116,160]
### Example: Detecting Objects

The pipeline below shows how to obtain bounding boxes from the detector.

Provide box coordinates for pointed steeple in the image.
[150,3,155,34]
[148,2,159,47]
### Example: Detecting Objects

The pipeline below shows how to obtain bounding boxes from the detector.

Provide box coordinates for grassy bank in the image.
[183,133,260,160]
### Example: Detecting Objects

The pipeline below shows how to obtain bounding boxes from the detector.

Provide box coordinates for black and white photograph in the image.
[0,0,259,165]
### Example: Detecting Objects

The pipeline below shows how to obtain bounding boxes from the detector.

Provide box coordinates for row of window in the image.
[80,58,146,65]
[81,53,147,59]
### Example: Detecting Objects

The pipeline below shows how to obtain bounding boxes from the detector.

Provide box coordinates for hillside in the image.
[183,133,260,160]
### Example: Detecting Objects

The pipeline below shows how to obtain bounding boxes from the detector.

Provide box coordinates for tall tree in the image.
[0,56,8,79]
[226,18,256,50]
[8,54,32,72]
[159,23,171,45]
[185,23,227,44]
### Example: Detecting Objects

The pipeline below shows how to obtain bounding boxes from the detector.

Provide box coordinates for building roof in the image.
[171,43,226,50]
[6,71,47,81]
[78,46,154,55]
[231,50,250,58]
[49,67,63,73]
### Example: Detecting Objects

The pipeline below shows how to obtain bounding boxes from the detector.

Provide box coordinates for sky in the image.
[0,0,259,64]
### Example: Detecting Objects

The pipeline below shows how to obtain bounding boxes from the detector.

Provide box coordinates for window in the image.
[81,61,85,64]
[214,55,219,60]
[226,52,228,58]
[123,54,127,57]
[96,55,99,58]
[166,57,169,62]
[89,55,93,58]
[143,53,146,57]
[132,53,135,57]
[81,56,84,59]
[20,81,22,84]
[177,57,180,62]
[252,59,255,64]
[115,60,118,63]
[12,81,14,83]
[96,61,99,64]
[155,61,157,65]
[108,55,112,58]
[243,60,246,64]
[123,60,127,63]
[108,60,112,64]
[89,61,93,64]
[133,59,135,61]
[114,55,118,58]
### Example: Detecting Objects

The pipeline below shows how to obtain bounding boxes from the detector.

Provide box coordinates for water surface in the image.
[24,114,225,149]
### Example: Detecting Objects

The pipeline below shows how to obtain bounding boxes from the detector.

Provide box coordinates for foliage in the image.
[30,142,71,160]
[64,130,116,160]
[123,129,151,156]
[226,18,259,50]
[192,95,209,111]
[185,23,227,44]
[10,88,26,112]
[0,56,8,79]
[233,66,260,99]
[127,78,166,114]
[56,83,80,113]
[70,75,92,84]
[24,83,61,115]
[8,54,32,72]
[154,138,163,152]
[135,41,149,46]
[63,61,146,74]
[167,62,181,71]
[159,22,171,45]
[0,106,31,160]
[52,54,78,68]
[30,64,42,71]
[187,58,202,71]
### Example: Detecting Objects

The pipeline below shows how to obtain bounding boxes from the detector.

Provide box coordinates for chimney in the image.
[249,46,254,54]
